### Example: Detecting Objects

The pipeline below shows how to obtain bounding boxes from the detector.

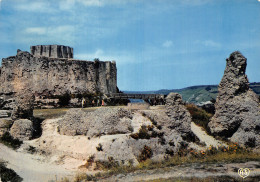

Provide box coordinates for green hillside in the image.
[125,82,260,104]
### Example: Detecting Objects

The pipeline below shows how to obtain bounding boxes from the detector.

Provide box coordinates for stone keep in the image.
[30,45,73,58]
[0,45,117,99]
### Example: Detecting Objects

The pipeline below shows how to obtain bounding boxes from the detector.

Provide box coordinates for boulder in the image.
[208,51,260,147]
[10,119,34,140]
[11,92,34,120]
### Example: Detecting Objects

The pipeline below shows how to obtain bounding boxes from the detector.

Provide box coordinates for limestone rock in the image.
[11,92,35,120]
[0,110,11,118]
[58,109,88,136]
[0,47,117,101]
[94,109,187,164]
[10,119,34,140]
[0,98,15,110]
[0,118,13,137]
[58,108,133,137]
[165,93,192,137]
[86,108,133,137]
[208,51,260,147]
[43,93,193,165]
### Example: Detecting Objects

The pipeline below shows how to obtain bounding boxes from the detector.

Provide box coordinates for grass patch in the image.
[0,161,23,182]
[77,144,260,181]
[0,132,23,149]
[33,106,123,120]
[33,108,69,119]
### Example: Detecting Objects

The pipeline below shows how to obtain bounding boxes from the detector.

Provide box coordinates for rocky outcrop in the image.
[165,93,192,137]
[31,45,73,59]
[0,46,117,109]
[11,91,35,120]
[58,108,133,137]
[208,51,260,147]
[10,119,34,140]
[56,92,192,165]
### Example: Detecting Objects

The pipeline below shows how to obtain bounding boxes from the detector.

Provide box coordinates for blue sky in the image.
[0,0,260,91]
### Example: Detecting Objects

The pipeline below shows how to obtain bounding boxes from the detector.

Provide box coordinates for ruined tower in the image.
[30,45,73,58]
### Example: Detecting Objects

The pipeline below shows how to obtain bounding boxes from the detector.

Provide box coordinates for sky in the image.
[0,0,260,91]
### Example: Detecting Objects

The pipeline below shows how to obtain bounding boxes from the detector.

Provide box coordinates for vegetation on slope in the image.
[125,82,260,104]
[185,104,212,133]
[73,144,260,182]
[0,161,23,182]
[0,132,23,150]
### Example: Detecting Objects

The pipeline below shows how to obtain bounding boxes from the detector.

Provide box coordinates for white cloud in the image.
[76,49,104,60]
[25,27,46,35]
[15,1,56,13]
[14,0,135,12]
[21,25,76,45]
[181,0,211,6]
[162,40,173,48]
[75,49,138,65]
[25,26,74,36]
[77,0,104,7]
[196,40,221,48]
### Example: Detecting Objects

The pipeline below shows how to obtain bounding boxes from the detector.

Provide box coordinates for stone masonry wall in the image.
[30,45,73,59]
[0,49,117,100]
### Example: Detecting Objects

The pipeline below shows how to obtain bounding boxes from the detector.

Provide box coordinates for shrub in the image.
[138,145,153,162]
[0,161,23,182]
[96,143,103,151]
[185,104,212,133]
[57,92,71,107]
[0,132,23,149]
[128,126,134,132]
[74,173,87,182]
[95,157,119,170]
[27,145,37,154]
[130,125,150,140]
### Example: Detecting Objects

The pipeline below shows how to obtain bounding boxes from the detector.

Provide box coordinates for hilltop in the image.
[125,82,260,104]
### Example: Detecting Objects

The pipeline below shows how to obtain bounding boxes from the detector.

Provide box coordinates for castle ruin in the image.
[30,45,73,59]
[0,45,117,108]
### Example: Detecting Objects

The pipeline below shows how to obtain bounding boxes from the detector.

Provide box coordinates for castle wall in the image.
[30,45,73,59]
[0,51,117,98]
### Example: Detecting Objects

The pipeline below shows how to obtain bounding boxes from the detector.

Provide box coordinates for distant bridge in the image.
[106,93,167,105]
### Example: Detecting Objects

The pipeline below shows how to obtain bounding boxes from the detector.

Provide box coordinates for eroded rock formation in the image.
[55,92,192,165]
[10,119,34,140]
[165,93,192,137]
[0,46,117,109]
[58,108,133,137]
[208,51,260,147]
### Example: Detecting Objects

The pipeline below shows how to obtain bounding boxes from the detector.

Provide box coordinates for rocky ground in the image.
[1,106,259,181]
[104,161,260,182]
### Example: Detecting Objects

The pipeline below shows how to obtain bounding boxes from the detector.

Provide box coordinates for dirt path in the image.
[191,122,227,148]
[0,143,74,182]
